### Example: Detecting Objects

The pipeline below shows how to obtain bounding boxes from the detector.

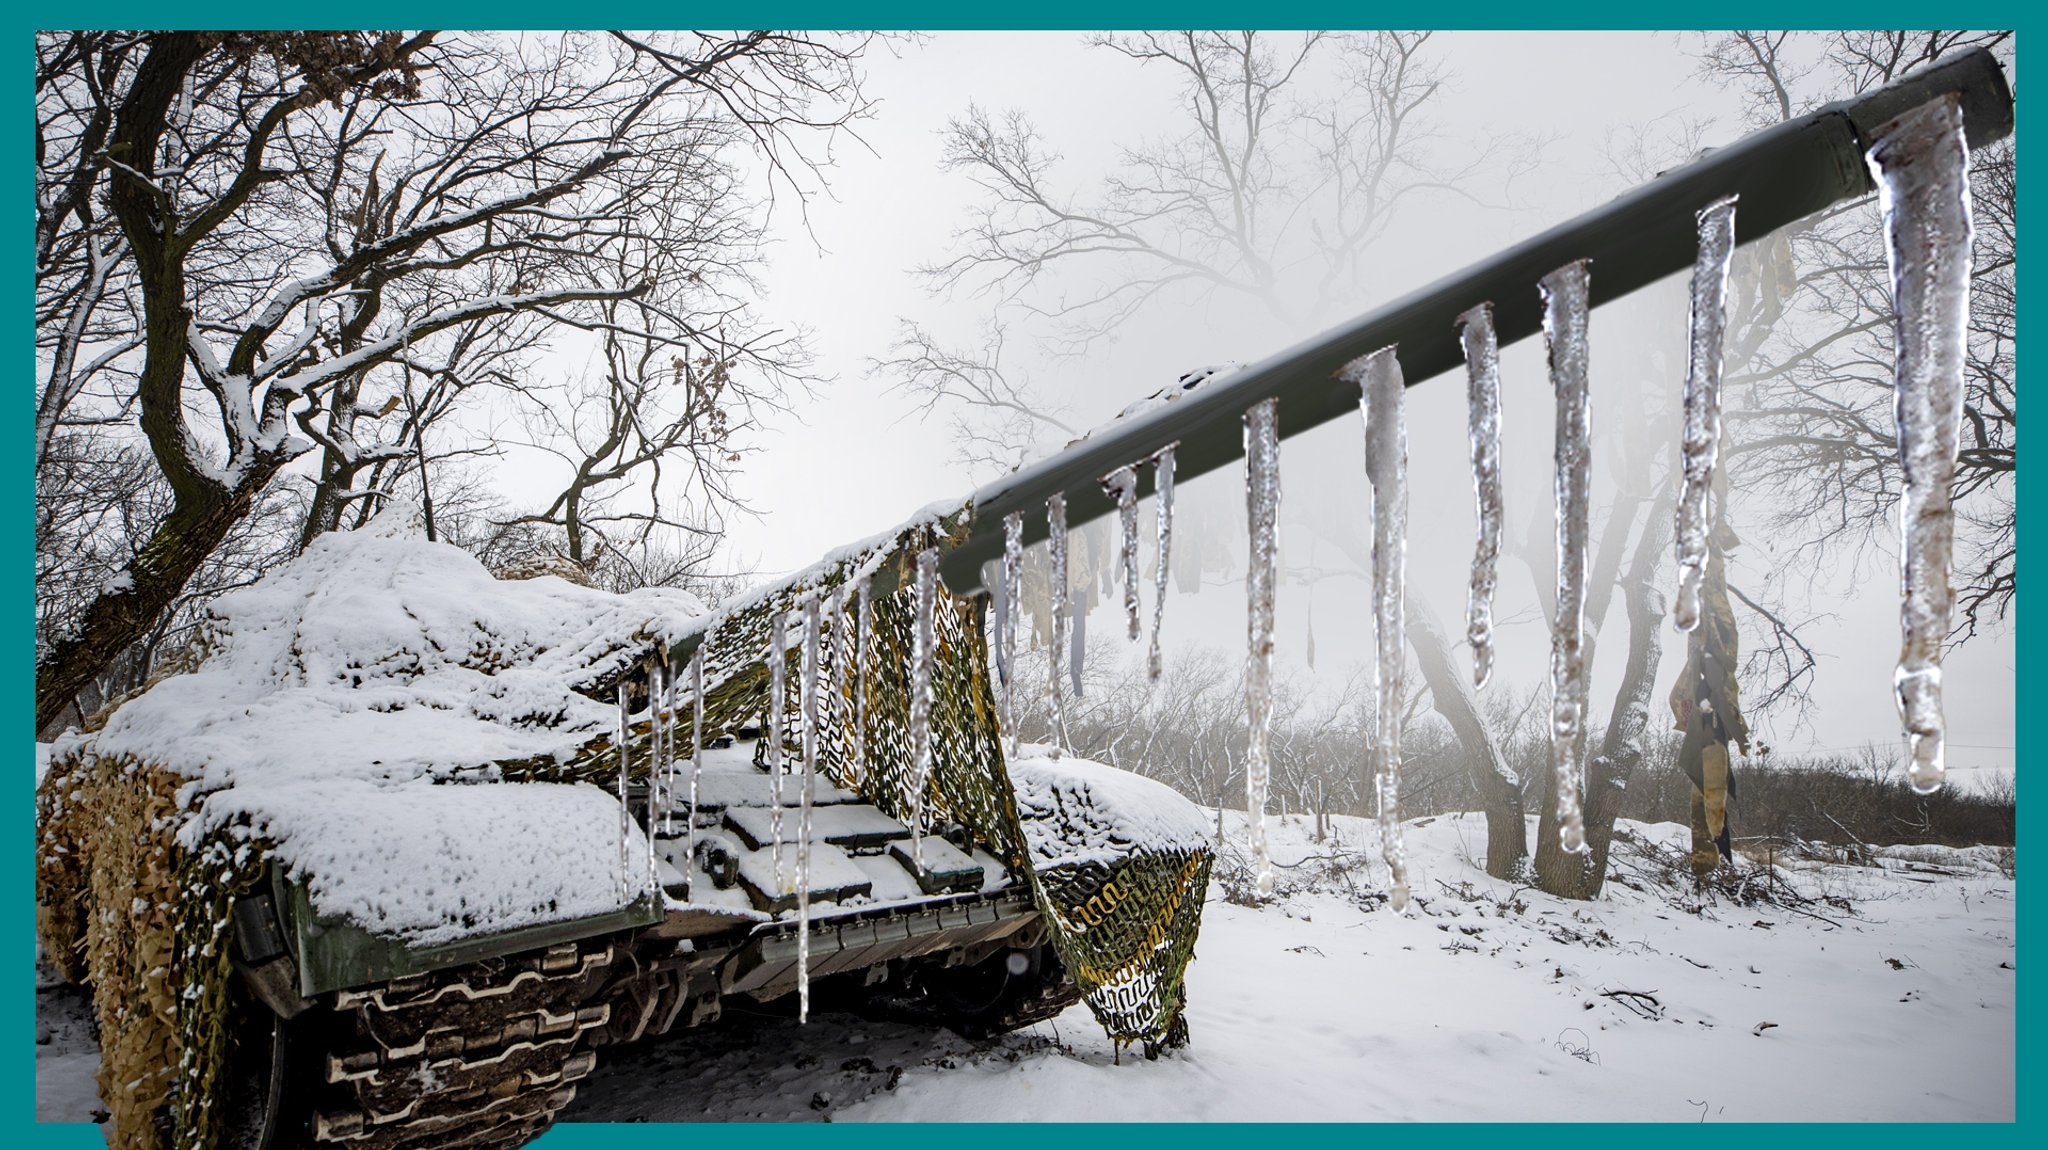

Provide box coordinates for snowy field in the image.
[37,811,2015,1126]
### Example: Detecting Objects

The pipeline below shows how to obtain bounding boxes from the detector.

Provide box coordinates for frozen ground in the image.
[38,811,2016,1127]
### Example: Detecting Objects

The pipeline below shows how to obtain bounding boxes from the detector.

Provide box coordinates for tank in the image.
[40,50,2008,1150]
[35,506,1213,1150]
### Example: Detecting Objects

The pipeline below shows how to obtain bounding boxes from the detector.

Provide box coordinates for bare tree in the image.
[35,33,145,470]
[495,303,786,575]
[34,433,305,737]
[1405,598,1525,880]
[922,31,1520,346]
[33,30,874,732]
[871,319,1079,478]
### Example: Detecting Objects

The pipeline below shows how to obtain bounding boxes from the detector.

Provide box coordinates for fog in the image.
[709,31,2015,779]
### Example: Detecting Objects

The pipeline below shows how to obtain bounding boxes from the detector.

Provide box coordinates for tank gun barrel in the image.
[934,46,2013,595]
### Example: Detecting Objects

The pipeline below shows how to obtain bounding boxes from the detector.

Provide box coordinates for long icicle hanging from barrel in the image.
[991,516,1010,714]
[659,645,677,835]
[1103,465,1142,641]
[1459,304,1504,690]
[910,547,940,869]
[615,680,633,901]
[1868,96,1973,795]
[685,649,704,901]
[646,652,664,897]
[1148,446,1177,681]
[1543,260,1594,854]
[1346,347,1412,911]
[768,611,788,892]
[992,543,1009,693]
[1000,513,1024,756]
[1071,576,1087,698]
[1048,493,1071,758]
[1674,196,1740,634]
[797,596,823,1021]
[1243,397,1281,899]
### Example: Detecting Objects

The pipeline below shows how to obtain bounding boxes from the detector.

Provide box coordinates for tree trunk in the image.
[37,33,254,734]
[1405,595,1525,879]
[299,385,360,551]
[299,289,386,551]
[35,479,264,732]
[1532,490,1674,899]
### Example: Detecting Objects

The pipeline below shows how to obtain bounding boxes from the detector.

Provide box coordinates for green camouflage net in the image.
[1030,848,1212,1050]
[554,512,1211,1048]
[35,751,263,1150]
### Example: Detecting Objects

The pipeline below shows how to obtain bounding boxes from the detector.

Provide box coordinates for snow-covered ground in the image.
[37,811,2016,1126]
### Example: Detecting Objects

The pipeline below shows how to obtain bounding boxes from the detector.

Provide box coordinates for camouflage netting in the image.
[1014,791,1212,1052]
[37,752,262,1150]
[1041,854,1211,1047]
[570,514,1213,1048]
[35,503,1212,1148]
[570,514,1212,1047]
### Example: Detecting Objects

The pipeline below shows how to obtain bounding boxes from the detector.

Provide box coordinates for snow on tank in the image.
[51,502,715,946]
[1006,743,1213,871]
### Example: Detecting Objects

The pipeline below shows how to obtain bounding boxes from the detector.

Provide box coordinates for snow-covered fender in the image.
[237,778,667,996]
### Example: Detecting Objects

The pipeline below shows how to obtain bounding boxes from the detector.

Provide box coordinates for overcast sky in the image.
[686,30,2015,781]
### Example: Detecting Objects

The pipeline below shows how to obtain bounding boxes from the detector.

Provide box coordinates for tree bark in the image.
[1405,595,1525,879]
[1532,489,1674,899]
[37,481,264,731]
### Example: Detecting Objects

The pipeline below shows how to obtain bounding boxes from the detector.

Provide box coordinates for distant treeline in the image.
[1006,647,2015,849]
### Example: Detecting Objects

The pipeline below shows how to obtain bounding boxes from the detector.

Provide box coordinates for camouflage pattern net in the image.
[574,521,1034,871]
[38,755,181,1150]
[35,752,260,1150]
[552,515,1211,1047]
[170,825,266,1150]
[1031,848,1213,1050]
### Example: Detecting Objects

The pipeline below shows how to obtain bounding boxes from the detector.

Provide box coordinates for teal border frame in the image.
[13,6,2027,1146]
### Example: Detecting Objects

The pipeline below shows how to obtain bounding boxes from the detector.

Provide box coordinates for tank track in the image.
[971,963,1083,1036]
[299,937,618,1150]
[863,944,1083,1040]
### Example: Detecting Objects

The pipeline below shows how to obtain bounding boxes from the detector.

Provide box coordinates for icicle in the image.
[1047,493,1070,758]
[615,681,634,902]
[1070,587,1086,699]
[798,598,822,1020]
[993,550,1011,687]
[1148,446,1177,681]
[1341,346,1411,910]
[1001,512,1024,757]
[1243,398,1281,899]
[909,547,940,871]
[685,649,704,901]
[1542,260,1594,854]
[1304,586,1316,672]
[663,646,679,830]
[1869,97,1973,795]
[768,611,788,892]
[646,656,663,897]
[1458,303,1504,690]
[853,577,872,789]
[1674,196,1740,634]
[1102,465,1142,642]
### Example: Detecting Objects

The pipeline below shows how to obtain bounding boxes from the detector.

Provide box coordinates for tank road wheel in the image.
[910,944,1082,1040]
[221,982,319,1150]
